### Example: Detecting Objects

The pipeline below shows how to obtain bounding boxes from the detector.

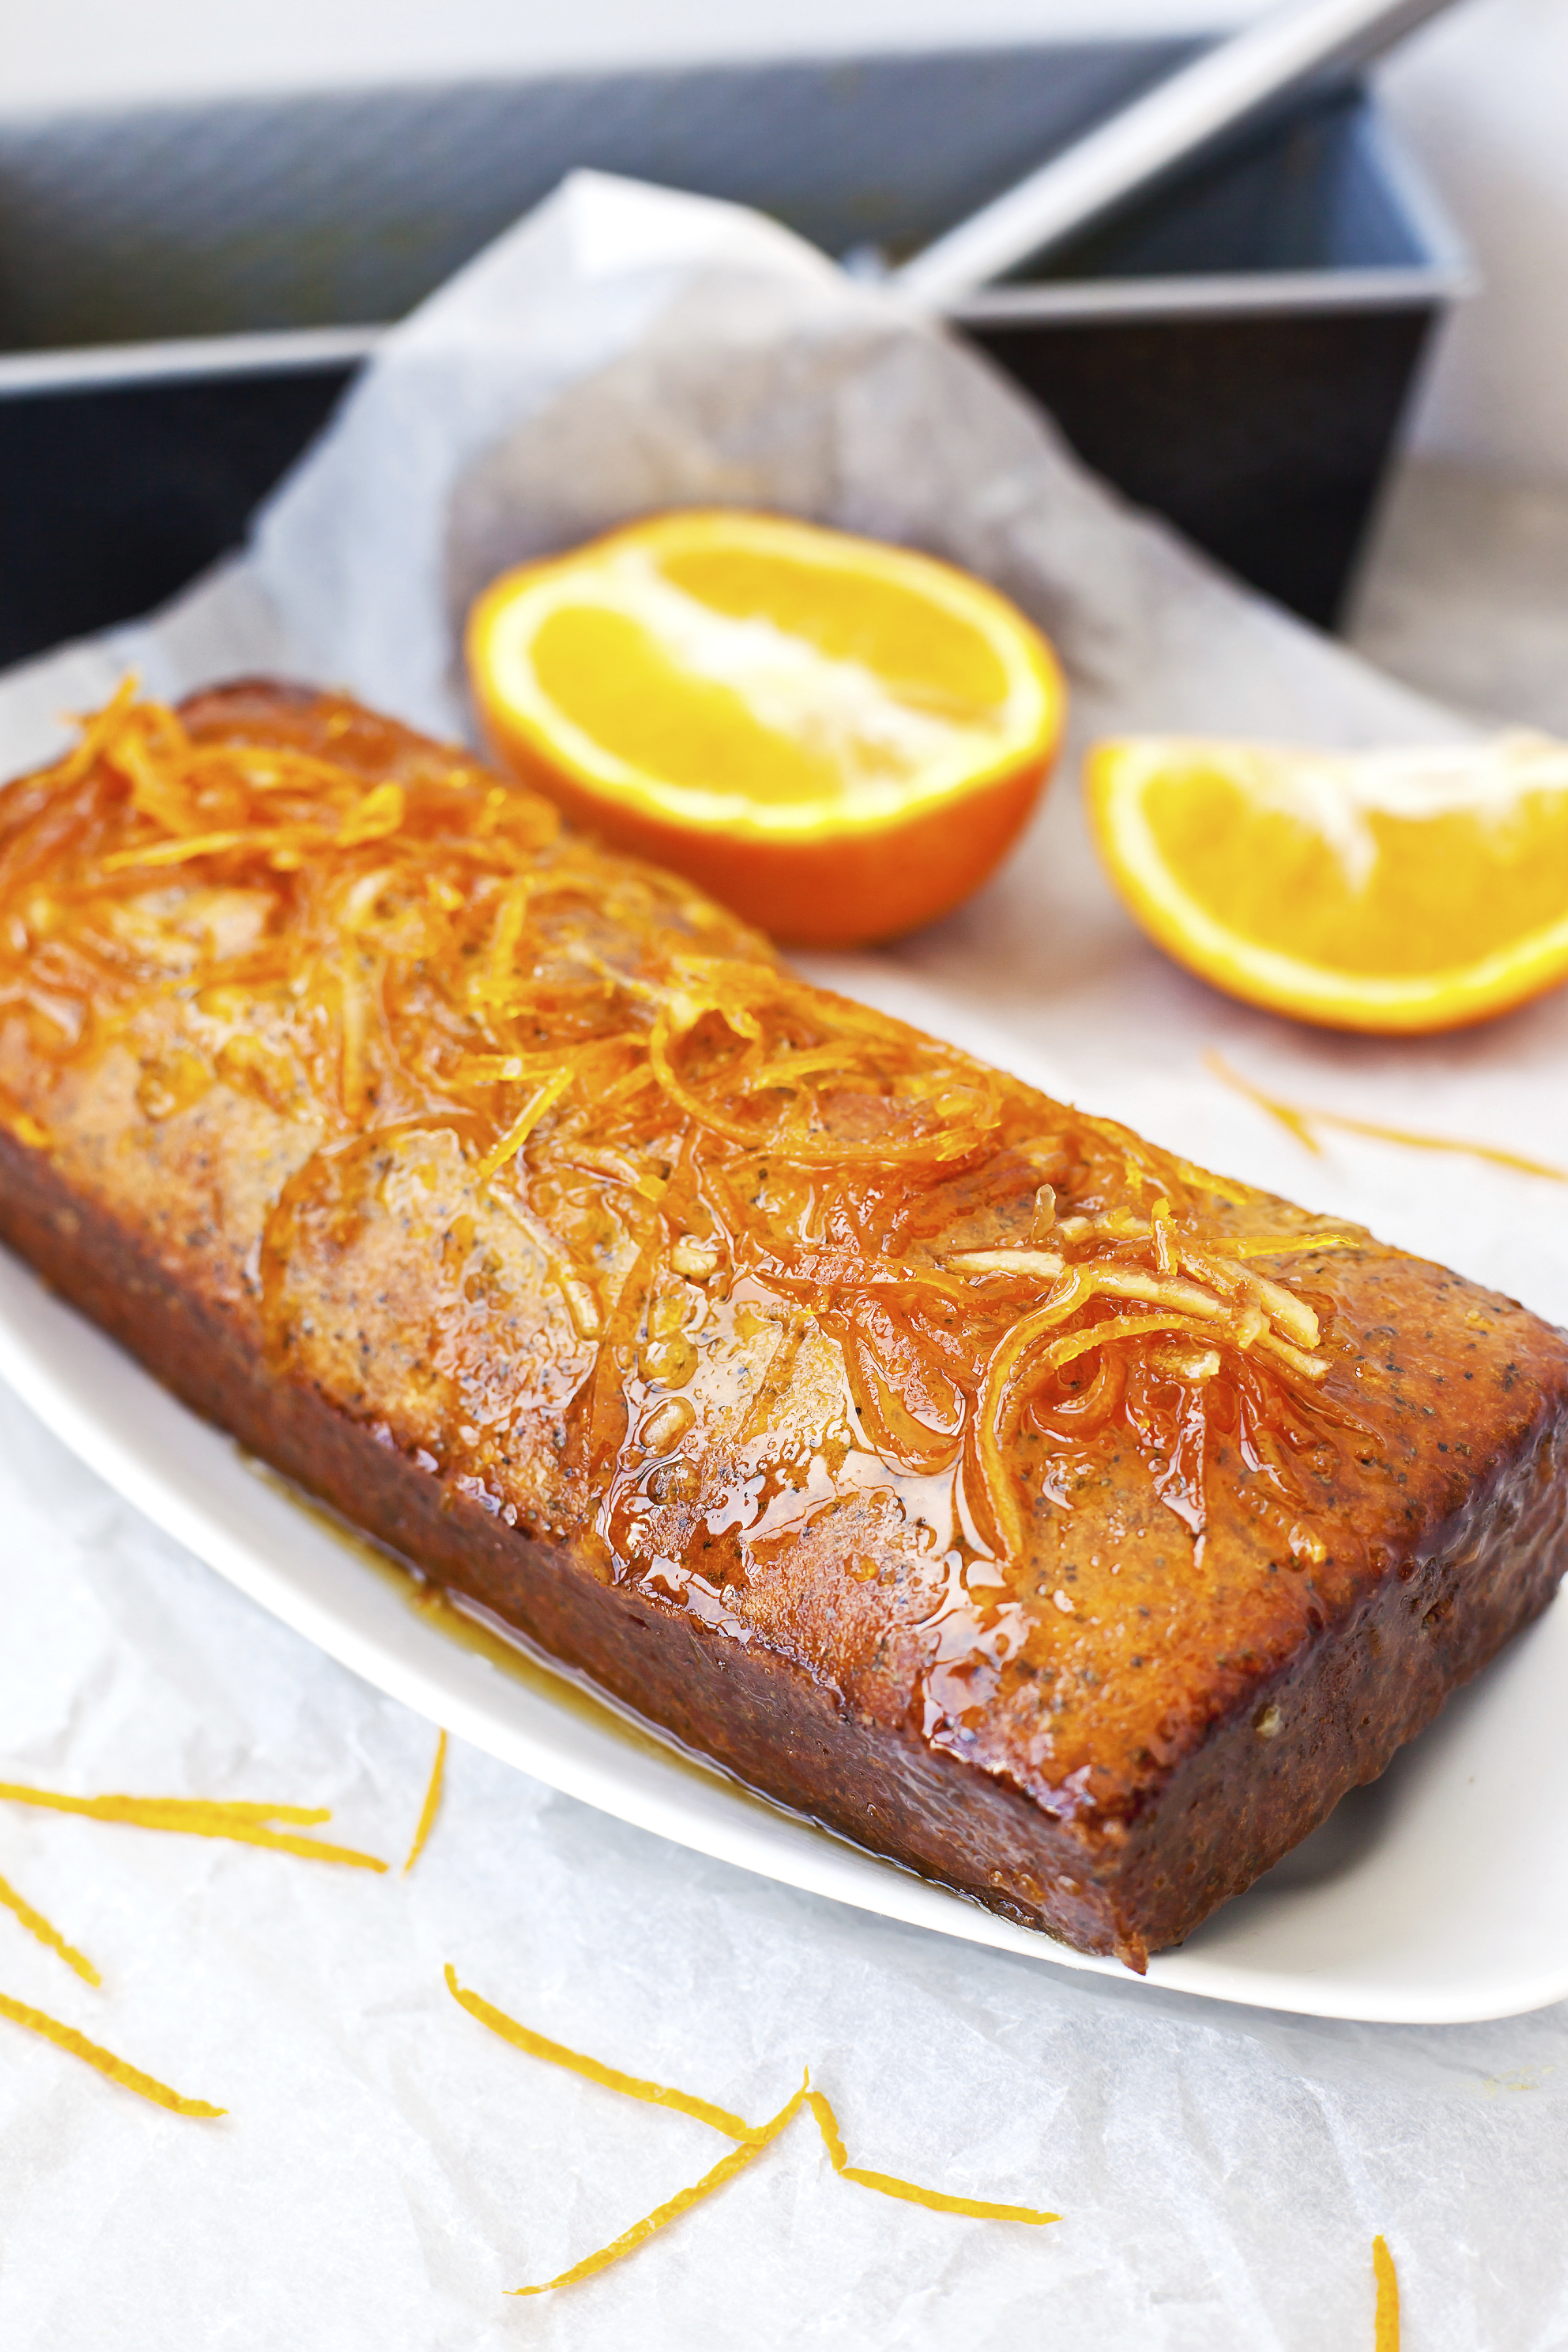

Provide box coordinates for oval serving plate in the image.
[1,1225,1564,2027]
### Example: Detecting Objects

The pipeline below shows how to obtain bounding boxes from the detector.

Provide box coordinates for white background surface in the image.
[3,0,1568,485]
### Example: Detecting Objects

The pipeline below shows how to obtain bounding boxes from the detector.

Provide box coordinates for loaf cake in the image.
[2,678,1564,1971]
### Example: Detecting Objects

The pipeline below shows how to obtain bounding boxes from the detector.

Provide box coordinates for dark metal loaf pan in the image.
[0,41,1469,667]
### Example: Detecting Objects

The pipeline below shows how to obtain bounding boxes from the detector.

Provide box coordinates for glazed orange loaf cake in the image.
[2,680,1565,1969]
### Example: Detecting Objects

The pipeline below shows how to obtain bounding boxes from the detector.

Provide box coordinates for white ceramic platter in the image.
[0,1222,1564,2028]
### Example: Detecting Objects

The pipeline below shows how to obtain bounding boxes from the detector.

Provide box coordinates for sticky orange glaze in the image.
[1,682,1561,1877]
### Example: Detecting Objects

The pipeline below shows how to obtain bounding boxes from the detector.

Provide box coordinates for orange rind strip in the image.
[445,1966,757,2139]
[447,1968,1056,2297]
[802,2087,1057,2225]
[1373,2235,1400,2350]
[402,1731,448,1876]
[509,2082,807,2297]
[972,1248,1331,1556]
[475,1064,577,1184]
[0,1989,224,2117]
[0,1869,100,1986]
[1225,1231,1360,1259]
[1209,1050,1568,1183]
[100,824,333,872]
[53,672,141,788]
[0,1783,387,1871]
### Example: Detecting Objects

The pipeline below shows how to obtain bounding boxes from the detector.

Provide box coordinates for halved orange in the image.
[466,510,1064,948]
[1087,732,1568,1034]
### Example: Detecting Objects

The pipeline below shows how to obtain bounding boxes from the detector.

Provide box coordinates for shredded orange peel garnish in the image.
[1373,2234,1400,2350]
[960,1205,1356,1559]
[0,1868,100,1985]
[402,1731,448,1875]
[0,1988,224,2117]
[445,1966,1056,2295]
[4,683,1381,1570]
[0,1782,387,1871]
[1209,1049,1568,1183]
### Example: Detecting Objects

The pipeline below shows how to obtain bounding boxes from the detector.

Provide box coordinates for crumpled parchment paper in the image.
[1,172,1566,2351]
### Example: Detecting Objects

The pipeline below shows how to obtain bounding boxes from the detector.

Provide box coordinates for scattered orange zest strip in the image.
[0,1783,387,1872]
[1208,1051,1568,1183]
[510,2082,805,2296]
[800,2085,1056,2223]
[0,1988,223,2117]
[1373,2234,1400,2350]
[402,1731,448,1876]
[445,1966,1057,2296]
[445,1966,755,2140]
[0,1868,100,1986]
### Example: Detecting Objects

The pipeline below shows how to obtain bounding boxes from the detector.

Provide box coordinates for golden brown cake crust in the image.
[2,678,1566,1969]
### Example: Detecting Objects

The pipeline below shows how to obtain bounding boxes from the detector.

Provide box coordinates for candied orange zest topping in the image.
[1373,2235,1400,2350]
[0,1868,100,1986]
[1225,1231,1360,1259]
[449,1968,1057,2297]
[101,824,333,872]
[644,964,1005,1168]
[1208,1050,1568,1183]
[0,1783,387,1871]
[4,683,1369,1590]
[51,672,141,788]
[0,1988,224,2116]
[402,1731,448,1876]
[474,1064,577,1185]
[336,781,406,846]
[971,1247,1330,1556]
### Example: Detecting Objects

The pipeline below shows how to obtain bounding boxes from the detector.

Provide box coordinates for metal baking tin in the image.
[0,41,1471,665]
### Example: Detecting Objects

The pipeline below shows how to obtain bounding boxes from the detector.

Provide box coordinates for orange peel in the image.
[445,1966,756,2140]
[0,1869,100,1986]
[510,2084,803,2297]
[0,1988,223,2117]
[1373,2235,1400,2350]
[402,1731,448,1875]
[0,1783,387,1871]
[1208,1049,1568,1182]
[445,1966,1056,2297]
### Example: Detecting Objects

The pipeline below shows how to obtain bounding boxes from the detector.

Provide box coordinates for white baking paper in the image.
[1,171,1566,2350]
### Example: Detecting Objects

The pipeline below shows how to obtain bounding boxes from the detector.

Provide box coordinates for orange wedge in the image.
[466,510,1064,947]
[1087,731,1568,1034]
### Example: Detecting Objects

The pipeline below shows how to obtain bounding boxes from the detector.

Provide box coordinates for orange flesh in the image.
[527,606,858,805]
[656,546,1011,693]
[1148,767,1568,977]
[482,522,1036,821]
